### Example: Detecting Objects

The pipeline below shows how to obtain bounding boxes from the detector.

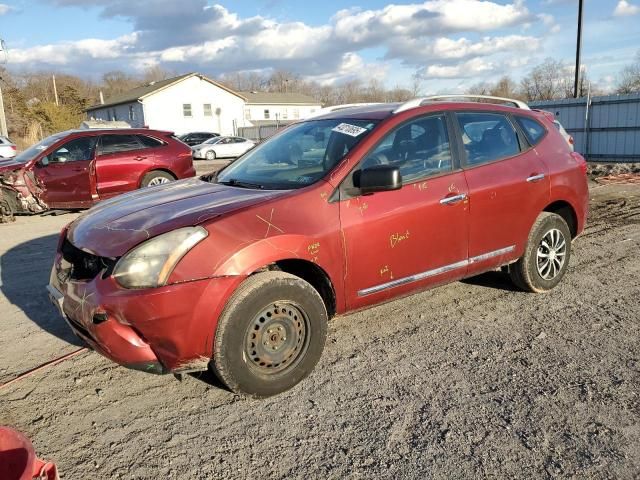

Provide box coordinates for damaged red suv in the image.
[48,97,589,397]
[0,128,194,221]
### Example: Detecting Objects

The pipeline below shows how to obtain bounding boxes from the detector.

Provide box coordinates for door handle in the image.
[440,193,467,205]
[526,173,545,183]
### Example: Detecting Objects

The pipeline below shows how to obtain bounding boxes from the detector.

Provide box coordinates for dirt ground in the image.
[1,170,639,479]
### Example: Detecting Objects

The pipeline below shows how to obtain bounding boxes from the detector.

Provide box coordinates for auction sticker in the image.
[332,123,368,137]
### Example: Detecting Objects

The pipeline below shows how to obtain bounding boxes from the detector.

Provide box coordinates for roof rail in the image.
[305,103,385,119]
[393,95,530,114]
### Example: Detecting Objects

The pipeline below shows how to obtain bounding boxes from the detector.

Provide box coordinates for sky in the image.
[0,0,639,93]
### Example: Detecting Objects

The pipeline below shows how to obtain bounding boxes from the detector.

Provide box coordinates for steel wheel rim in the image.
[244,302,309,374]
[536,228,567,280]
[147,176,170,186]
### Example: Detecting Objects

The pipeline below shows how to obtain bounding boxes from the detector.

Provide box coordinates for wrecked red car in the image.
[0,128,195,222]
[48,97,589,397]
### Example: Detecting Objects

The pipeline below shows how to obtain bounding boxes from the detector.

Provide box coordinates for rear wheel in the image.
[0,196,15,223]
[212,271,328,398]
[141,170,175,188]
[508,212,572,292]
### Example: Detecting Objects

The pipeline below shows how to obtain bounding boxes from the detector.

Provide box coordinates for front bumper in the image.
[48,250,242,373]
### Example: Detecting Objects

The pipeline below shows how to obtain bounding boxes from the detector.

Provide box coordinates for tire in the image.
[141,170,175,188]
[508,212,572,293]
[212,271,328,398]
[205,150,216,160]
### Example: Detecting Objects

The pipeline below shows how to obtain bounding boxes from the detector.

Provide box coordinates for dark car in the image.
[48,96,588,397]
[0,128,195,220]
[178,132,220,146]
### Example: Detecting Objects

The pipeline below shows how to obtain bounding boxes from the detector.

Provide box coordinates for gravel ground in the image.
[0,179,639,479]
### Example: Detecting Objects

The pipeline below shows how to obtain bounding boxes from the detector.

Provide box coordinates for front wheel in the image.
[141,170,175,188]
[508,212,572,292]
[205,150,216,160]
[212,271,328,398]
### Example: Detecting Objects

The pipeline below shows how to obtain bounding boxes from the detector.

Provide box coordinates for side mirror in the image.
[353,165,402,194]
[40,156,49,167]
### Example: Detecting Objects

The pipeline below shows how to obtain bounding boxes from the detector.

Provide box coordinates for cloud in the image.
[613,0,640,16]
[0,3,13,15]
[9,1,543,84]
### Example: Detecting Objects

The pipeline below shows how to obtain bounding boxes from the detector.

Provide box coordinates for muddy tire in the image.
[141,170,175,188]
[205,150,216,160]
[508,212,572,293]
[212,271,328,398]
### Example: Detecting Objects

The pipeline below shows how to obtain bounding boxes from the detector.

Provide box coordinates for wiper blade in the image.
[218,179,264,189]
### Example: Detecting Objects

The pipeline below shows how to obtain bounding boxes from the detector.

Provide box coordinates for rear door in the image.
[340,113,470,309]
[455,111,550,275]
[34,135,98,208]
[95,133,155,198]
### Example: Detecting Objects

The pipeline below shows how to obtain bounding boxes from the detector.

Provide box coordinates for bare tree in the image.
[616,50,640,94]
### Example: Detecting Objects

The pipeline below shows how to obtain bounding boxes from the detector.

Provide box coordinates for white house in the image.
[239,91,321,125]
[86,73,323,136]
[86,73,247,136]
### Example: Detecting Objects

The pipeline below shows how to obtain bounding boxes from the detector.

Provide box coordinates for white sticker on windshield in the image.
[332,123,368,137]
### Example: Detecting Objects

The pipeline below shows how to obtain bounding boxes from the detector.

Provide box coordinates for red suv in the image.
[0,128,194,220]
[47,97,588,397]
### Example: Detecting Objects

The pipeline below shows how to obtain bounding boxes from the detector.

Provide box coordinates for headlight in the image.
[113,227,208,289]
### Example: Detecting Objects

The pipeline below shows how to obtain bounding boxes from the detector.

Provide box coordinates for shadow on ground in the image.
[462,270,521,292]
[1,233,82,346]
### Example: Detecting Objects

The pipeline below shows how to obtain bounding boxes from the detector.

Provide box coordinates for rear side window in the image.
[137,135,164,148]
[515,116,546,145]
[456,112,520,166]
[100,135,142,155]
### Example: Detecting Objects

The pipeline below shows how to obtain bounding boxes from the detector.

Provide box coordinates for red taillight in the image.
[571,152,587,175]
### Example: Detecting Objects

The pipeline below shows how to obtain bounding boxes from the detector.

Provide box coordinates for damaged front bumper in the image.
[0,170,47,222]
[48,237,243,374]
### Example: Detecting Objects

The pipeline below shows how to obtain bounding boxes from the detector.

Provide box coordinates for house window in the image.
[128,105,135,121]
[203,104,212,117]
[264,109,270,119]
[244,108,251,120]
[282,109,288,120]
[293,108,300,119]
[183,103,192,117]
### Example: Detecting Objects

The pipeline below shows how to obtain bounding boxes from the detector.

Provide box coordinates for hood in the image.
[0,160,26,175]
[68,177,287,257]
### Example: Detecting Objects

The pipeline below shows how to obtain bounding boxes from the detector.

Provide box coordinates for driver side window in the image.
[361,114,452,183]
[50,137,97,163]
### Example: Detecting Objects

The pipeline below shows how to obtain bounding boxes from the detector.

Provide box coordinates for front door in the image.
[34,136,97,208]
[339,113,470,310]
[455,111,550,275]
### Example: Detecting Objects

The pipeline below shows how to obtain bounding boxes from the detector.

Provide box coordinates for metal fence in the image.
[237,124,284,142]
[530,92,640,163]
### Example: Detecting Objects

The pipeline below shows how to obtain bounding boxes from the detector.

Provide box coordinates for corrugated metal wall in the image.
[530,92,640,163]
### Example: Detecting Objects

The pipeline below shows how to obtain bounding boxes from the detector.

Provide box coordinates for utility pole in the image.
[52,74,59,106]
[573,0,584,98]
[0,39,7,137]
[0,83,7,137]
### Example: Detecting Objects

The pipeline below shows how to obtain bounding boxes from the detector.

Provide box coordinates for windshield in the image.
[216,119,379,189]
[13,132,68,164]
[204,137,223,145]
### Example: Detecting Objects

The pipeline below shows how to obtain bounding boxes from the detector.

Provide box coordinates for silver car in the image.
[0,136,17,159]
[192,136,255,160]
[553,120,574,151]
